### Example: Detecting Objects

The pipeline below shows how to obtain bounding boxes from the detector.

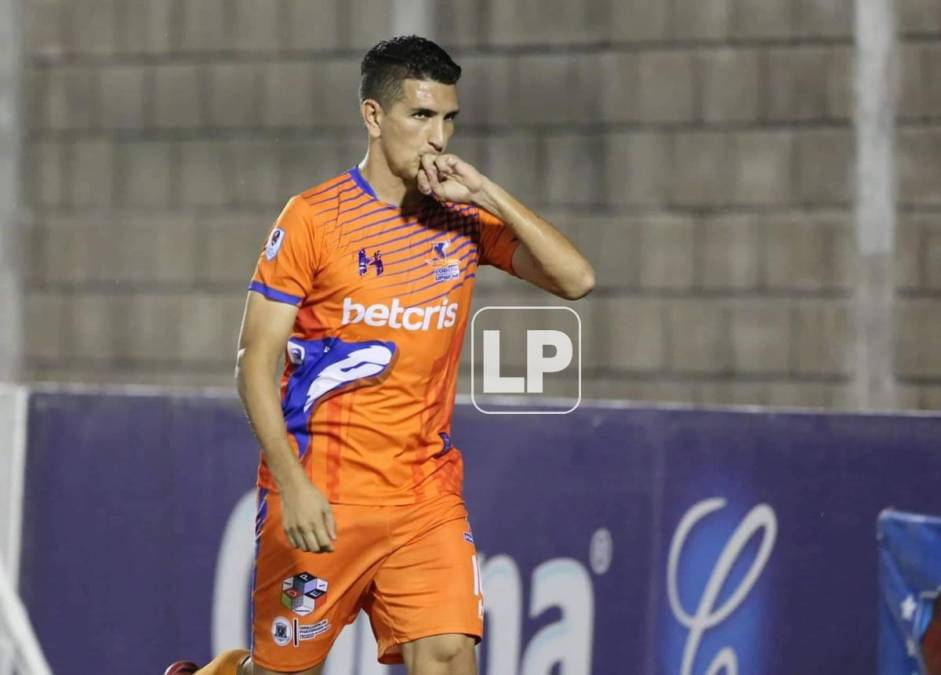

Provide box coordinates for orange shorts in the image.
[250,489,484,671]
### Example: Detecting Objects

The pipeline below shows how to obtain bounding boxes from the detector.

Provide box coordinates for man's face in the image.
[375,78,460,182]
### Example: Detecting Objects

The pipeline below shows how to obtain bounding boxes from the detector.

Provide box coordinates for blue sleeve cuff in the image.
[248,281,303,306]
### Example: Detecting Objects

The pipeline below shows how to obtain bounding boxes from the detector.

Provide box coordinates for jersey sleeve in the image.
[249,196,319,306]
[477,208,520,276]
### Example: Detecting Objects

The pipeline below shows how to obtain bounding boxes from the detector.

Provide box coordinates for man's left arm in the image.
[476,178,595,300]
[419,153,595,300]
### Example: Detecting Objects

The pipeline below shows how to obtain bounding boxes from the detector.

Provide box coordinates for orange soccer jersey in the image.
[249,167,519,505]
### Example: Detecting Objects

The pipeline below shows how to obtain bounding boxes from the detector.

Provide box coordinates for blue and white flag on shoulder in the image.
[878,509,941,675]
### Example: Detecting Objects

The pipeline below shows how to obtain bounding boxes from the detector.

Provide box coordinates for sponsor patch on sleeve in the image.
[265,228,286,261]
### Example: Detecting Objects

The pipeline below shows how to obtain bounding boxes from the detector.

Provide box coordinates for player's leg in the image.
[164,649,249,674]
[251,492,385,674]
[239,658,324,675]
[365,494,483,672]
[400,634,477,675]
[164,651,325,675]
[165,649,250,674]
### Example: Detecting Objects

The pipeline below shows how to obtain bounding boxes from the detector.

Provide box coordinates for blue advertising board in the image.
[16,391,941,674]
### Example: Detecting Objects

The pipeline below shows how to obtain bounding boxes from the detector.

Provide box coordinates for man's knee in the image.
[402,633,476,668]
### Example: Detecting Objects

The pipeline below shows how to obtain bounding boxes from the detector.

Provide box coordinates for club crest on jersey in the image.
[426,240,460,282]
[265,228,285,260]
[358,248,384,276]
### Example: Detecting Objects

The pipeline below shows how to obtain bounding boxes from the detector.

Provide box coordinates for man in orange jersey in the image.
[166,35,594,675]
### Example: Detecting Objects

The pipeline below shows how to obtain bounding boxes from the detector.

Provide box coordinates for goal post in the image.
[0,558,51,675]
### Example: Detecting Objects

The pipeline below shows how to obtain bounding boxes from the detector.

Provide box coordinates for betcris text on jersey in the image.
[342,297,459,331]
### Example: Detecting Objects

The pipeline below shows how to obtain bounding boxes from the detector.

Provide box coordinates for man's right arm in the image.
[235,291,336,553]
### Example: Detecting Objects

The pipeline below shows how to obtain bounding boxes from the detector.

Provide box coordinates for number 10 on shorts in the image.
[470,306,581,415]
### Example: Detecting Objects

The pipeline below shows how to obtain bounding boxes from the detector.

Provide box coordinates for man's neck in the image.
[358,153,423,209]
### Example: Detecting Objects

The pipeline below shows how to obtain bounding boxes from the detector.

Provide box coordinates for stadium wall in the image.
[15,0,941,410]
[9,387,941,674]
[0,0,23,383]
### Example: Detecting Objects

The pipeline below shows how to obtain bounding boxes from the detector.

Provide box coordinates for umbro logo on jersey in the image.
[342,297,458,331]
[358,248,384,276]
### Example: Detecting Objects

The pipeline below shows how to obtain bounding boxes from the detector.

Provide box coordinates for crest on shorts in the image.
[271,615,331,648]
[271,616,292,646]
[281,571,328,616]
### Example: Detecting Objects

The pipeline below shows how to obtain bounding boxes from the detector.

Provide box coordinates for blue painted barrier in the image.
[16,391,941,674]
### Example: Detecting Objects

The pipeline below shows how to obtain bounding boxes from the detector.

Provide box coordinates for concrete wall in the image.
[0,0,23,382]
[17,0,941,409]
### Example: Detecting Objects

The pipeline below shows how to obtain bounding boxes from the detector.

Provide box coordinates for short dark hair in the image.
[359,35,461,108]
